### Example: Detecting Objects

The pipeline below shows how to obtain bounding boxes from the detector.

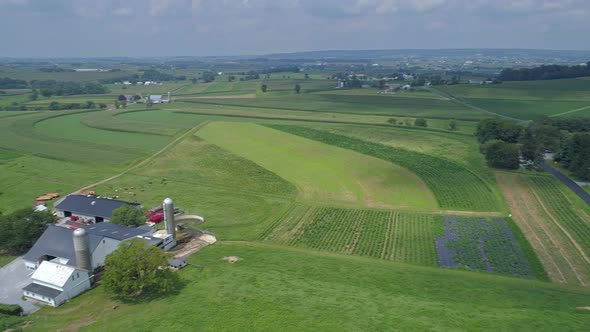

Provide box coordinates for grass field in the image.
[25,243,590,331]
[497,172,590,287]
[198,122,437,210]
[268,124,503,212]
[0,255,16,268]
[91,133,297,240]
[437,78,590,120]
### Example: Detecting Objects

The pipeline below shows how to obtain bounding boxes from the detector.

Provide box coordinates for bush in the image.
[414,118,428,127]
[0,304,23,316]
[484,140,520,169]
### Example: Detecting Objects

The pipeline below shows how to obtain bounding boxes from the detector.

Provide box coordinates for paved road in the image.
[0,257,41,314]
[544,162,590,207]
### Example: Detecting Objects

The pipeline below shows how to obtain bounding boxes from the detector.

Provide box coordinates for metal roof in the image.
[83,223,151,241]
[31,261,76,288]
[54,195,140,219]
[23,283,62,299]
[23,225,102,265]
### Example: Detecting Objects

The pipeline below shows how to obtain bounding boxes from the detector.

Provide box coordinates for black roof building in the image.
[54,195,140,219]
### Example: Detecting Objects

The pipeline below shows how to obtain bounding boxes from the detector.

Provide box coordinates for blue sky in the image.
[0,0,588,57]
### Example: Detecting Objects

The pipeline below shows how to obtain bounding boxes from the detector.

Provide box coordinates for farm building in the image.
[54,195,141,223]
[23,223,153,270]
[22,261,91,307]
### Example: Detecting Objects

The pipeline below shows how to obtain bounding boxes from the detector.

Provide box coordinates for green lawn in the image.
[26,242,590,331]
[0,255,16,268]
[198,122,437,210]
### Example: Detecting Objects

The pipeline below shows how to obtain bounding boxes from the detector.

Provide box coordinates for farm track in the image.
[496,173,590,286]
[66,120,211,197]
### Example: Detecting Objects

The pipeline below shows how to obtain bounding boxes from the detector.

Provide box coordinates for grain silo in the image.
[73,228,92,272]
[163,198,176,240]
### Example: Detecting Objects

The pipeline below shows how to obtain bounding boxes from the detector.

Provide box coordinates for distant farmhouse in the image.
[54,195,141,223]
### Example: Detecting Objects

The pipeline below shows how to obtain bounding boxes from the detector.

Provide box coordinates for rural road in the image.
[428,87,528,124]
[0,257,41,314]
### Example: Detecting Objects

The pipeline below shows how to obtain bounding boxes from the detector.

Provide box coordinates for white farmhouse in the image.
[22,261,91,307]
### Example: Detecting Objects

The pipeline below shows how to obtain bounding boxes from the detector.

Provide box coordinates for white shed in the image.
[23,261,91,307]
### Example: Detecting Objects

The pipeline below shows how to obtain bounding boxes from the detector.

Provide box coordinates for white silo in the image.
[163,198,176,240]
[73,228,92,272]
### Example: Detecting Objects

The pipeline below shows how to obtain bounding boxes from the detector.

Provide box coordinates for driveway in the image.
[0,257,41,314]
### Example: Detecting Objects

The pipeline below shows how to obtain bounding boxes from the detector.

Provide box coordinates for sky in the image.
[0,0,589,57]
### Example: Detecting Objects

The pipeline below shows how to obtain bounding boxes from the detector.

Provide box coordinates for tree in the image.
[483,140,520,169]
[387,118,397,125]
[102,239,179,299]
[84,100,96,109]
[304,73,310,79]
[110,205,145,227]
[294,83,301,94]
[30,89,38,101]
[448,119,458,131]
[414,118,428,127]
[99,103,107,109]
[48,101,60,110]
[0,208,54,254]
[476,118,522,144]
[377,79,386,90]
[190,78,197,84]
[261,84,268,93]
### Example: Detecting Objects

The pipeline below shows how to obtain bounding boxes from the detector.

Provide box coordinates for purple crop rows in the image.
[435,216,532,277]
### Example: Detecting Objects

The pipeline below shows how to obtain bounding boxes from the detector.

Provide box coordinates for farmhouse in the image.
[22,261,91,307]
[23,223,153,270]
[54,195,141,223]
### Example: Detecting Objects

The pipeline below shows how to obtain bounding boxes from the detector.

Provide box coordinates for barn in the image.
[54,195,141,223]
[23,223,153,270]
[22,261,92,307]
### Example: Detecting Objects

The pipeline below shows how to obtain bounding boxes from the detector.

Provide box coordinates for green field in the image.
[267,124,503,212]
[263,205,443,266]
[437,78,590,120]
[198,122,437,210]
[26,243,590,331]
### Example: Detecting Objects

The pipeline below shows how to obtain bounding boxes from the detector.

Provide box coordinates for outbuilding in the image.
[54,195,140,223]
[22,261,91,307]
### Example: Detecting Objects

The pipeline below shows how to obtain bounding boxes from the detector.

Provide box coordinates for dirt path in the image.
[67,121,210,196]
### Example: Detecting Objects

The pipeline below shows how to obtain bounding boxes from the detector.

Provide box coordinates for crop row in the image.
[436,216,532,277]
[266,125,500,212]
[528,176,590,258]
[264,206,441,267]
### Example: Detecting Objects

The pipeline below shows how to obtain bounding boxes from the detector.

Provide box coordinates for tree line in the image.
[499,62,590,81]
[31,80,108,97]
[0,77,28,89]
[476,117,590,180]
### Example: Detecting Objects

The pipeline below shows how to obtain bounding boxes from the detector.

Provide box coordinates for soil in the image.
[576,306,590,311]
[223,256,240,263]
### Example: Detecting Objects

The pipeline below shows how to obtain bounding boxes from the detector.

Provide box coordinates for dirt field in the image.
[496,172,590,286]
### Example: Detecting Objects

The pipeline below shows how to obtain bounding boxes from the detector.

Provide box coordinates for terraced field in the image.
[268,124,503,212]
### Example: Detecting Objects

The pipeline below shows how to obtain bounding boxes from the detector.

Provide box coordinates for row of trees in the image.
[0,208,54,255]
[31,80,108,97]
[499,62,590,81]
[48,100,107,110]
[0,77,28,89]
[476,117,590,179]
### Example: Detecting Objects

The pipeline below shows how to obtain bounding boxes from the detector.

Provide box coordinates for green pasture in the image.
[92,134,296,240]
[462,98,590,119]
[0,68,134,82]
[310,124,493,182]
[26,243,590,331]
[269,124,504,212]
[182,92,485,120]
[0,154,118,214]
[198,122,437,210]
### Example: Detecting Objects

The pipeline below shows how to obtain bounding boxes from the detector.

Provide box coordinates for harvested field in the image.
[497,172,590,286]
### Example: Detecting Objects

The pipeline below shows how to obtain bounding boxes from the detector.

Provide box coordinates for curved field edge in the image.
[25,243,590,332]
[267,124,503,212]
[198,122,437,210]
